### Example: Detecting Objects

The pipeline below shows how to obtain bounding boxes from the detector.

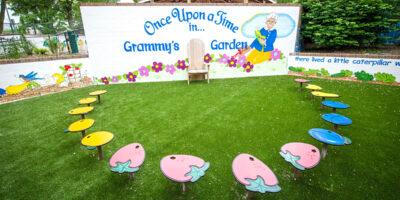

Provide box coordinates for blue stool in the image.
[322,100,350,112]
[322,113,352,131]
[309,128,351,158]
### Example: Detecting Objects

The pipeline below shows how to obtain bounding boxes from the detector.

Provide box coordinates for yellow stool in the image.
[79,97,97,106]
[306,84,322,91]
[68,107,94,119]
[89,90,107,103]
[312,91,339,108]
[68,119,95,138]
[81,131,114,160]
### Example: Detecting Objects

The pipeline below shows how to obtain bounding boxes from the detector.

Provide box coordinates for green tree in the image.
[8,0,117,34]
[299,0,399,48]
[0,0,6,34]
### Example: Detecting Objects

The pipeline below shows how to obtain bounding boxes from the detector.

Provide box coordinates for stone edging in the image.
[0,54,89,65]
[290,52,400,59]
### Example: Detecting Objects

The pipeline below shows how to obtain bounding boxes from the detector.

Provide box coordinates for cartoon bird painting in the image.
[19,71,44,82]
[6,71,43,95]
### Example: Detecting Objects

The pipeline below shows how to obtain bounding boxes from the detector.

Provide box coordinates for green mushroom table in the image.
[81,131,114,160]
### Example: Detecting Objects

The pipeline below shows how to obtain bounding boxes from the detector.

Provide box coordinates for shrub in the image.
[299,0,399,48]
[288,66,305,72]
[19,35,35,56]
[304,69,321,76]
[44,36,62,55]
[331,70,353,78]
[374,72,396,83]
[341,70,353,77]
[320,68,330,76]
[33,48,48,55]
[355,71,374,81]
[4,41,22,59]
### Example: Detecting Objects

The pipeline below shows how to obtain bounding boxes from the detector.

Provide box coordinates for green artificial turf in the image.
[0,76,399,199]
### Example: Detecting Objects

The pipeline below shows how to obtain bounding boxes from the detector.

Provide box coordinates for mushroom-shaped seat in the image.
[109,143,145,175]
[280,142,321,171]
[232,153,281,194]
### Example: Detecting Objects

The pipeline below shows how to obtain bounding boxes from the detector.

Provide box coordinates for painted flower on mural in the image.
[177,60,187,70]
[101,77,109,85]
[64,65,71,71]
[139,66,149,77]
[228,57,237,68]
[271,49,281,61]
[152,62,163,73]
[237,55,247,66]
[126,72,137,82]
[204,53,212,63]
[242,61,254,73]
[111,76,119,83]
[165,64,176,75]
[218,54,230,64]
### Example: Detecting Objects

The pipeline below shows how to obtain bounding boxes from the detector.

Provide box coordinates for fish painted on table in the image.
[109,143,145,174]
[280,142,321,171]
[232,153,281,193]
[160,155,210,183]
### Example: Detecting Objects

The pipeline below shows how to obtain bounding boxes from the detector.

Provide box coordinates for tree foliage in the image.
[298,0,399,48]
[8,0,117,34]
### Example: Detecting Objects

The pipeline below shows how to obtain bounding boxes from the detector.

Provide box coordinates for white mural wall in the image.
[288,55,400,82]
[80,4,300,84]
[0,58,90,95]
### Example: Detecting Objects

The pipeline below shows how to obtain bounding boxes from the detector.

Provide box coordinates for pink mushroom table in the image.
[109,143,145,179]
[294,78,310,91]
[232,153,281,198]
[280,142,321,178]
[160,154,210,193]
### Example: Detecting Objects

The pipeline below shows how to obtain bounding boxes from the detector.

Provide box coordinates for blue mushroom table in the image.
[322,113,352,131]
[308,128,352,158]
[322,100,350,112]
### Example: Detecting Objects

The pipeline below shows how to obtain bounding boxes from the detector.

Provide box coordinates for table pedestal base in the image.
[129,172,135,179]
[97,146,103,160]
[292,167,302,179]
[321,143,328,159]
[182,182,186,193]
[245,190,254,199]
[333,124,338,131]
[81,130,86,138]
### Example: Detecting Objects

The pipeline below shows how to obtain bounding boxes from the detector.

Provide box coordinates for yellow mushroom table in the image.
[68,106,94,119]
[68,119,95,138]
[79,97,97,106]
[89,90,107,103]
[305,84,322,91]
[81,131,114,160]
[312,91,340,108]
